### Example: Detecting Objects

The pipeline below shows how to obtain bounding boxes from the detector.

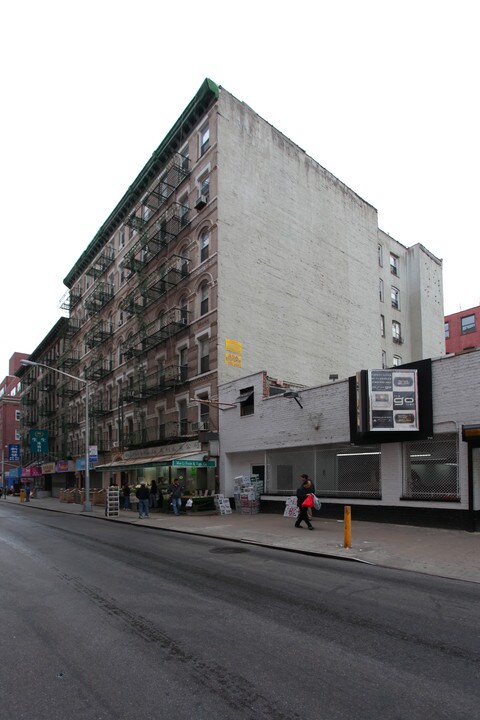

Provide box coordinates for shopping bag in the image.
[301,494,314,508]
[312,495,322,511]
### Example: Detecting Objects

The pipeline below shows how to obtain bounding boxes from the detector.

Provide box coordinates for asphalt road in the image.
[1,504,479,720]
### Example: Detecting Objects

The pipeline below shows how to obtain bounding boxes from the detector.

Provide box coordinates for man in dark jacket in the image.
[168,478,183,515]
[295,477,314,530]
[136,481,150,519]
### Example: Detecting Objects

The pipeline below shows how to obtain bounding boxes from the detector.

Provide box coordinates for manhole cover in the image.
[209,547,249,554]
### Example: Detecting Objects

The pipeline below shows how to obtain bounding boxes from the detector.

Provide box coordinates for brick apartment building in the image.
[1,353,29,488]
[18,79,445,497]
[445,305,480,354]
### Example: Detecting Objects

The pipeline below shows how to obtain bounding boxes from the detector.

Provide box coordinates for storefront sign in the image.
[42,463,56,474]
[56,460,70,472]
[172,459,216,467]
[22,466,42,477]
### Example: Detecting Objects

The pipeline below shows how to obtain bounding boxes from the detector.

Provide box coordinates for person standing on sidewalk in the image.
[149,479,158,510]
[136,481,150,519]
[295,477,314,530]
[300,473,315,522]
[122,482,131,511]
[168,478,183,516]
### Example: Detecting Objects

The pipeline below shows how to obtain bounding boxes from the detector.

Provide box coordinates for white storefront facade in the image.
[218,350,480,530]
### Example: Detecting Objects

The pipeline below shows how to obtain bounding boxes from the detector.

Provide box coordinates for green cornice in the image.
[63,78,219,288]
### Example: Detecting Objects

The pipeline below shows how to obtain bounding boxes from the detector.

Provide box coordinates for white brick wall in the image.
[219,349,480,507]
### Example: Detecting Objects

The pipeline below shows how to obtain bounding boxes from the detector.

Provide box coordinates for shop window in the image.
[402,434,459,501]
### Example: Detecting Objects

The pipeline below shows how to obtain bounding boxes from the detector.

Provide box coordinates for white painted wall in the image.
[219,349,480,508]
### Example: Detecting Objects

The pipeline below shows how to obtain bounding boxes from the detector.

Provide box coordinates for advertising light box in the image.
[368,369,419,431]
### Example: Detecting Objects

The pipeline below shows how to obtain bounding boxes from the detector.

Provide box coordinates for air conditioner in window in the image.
[195,195,208,210]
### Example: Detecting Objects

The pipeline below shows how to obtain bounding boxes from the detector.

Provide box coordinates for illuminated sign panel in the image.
[368,369,419,431]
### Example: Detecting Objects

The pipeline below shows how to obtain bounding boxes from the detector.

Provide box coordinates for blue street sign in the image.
[8,444,21,462]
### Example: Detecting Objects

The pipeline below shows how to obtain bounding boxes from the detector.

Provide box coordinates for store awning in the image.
[95,451,208,473]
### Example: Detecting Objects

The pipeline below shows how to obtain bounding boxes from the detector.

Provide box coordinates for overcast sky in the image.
[1,0,478,376]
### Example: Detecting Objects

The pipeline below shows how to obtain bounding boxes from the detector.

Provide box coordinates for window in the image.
[444,322,450,339]
[378,244,383,267]
[461,314,476,334]
[200,228,210,262]
[178,399,188,435]
[200,124,210,156]
[180,246,189,277]
[391,286,400,310]
[180,150,190,171]
[15,429,21,441]
[200,282,209,316]
[180,296,188,324]
[15,409,21,421]
[381,350,387,369]
[118,310,124,327]
[236,386,255,417]
[390,253,399,276]
[179,193,189,227]
[380,314,385,338]
[392,320,402,343]
[379,278,384,302]
[199,337,210,374]
[158,408,165,440]
[178,347,188,382]
[198,171,210,200]
[119,228,125,248]
[393,355,402,366]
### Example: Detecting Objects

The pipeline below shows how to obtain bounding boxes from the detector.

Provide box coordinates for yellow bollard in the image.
[20,489,25,503]
[344,505,352,548]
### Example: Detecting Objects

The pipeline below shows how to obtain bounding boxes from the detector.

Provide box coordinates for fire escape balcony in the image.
[90,402,112,418]
[23,412,38,427]
[39,403,57,417]
[22,394,37,406]
[84,283,114,316]
[84,358,113,381]
[133,365,189,399]
[63,418,80,430]
[86,247,115,279]
[61,288,83,311]
[58,350,81,370]
[123,419,192,450]
[85,320,114,349]
[57,379,83,397]
[63,318,83,339]
[158,307,189,338]
[143,153,190,214]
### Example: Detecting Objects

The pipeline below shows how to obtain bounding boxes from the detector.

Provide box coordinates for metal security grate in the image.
[321,446,381,498]
[402,433,459,501]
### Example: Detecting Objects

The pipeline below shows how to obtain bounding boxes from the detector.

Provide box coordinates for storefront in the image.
[95,448,217,499]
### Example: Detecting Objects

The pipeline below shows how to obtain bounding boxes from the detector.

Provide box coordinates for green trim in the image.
[63,78,219,288]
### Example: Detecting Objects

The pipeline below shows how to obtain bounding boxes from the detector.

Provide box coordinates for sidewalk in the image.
[3,495,480,584]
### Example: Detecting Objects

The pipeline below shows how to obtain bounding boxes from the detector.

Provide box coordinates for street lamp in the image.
[20,359,93,512]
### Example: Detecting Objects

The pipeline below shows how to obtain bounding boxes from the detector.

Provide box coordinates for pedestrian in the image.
[136,481,150,519]
[25,485,31,502]
[295,477,315,530]
[122,482,131,510]
[149,479,158,509]
[300,473,315,521]
[168,477,183,516]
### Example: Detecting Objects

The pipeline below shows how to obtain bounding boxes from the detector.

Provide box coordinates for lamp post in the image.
[20,359,93,512]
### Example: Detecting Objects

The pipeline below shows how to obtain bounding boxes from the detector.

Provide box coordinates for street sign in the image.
[89,445,98,463]
[8,444,21,462]
[30,429,48,453]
